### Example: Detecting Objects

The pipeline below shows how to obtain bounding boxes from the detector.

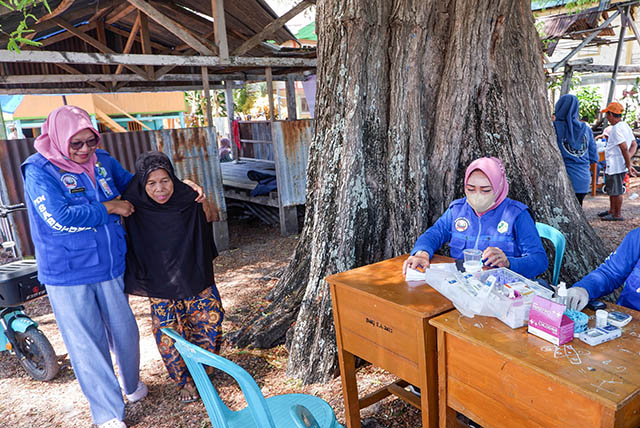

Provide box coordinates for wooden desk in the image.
[431,305,640,428]
[327,255,454,428]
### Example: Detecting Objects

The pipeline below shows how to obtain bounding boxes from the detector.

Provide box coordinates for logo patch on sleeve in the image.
[61,174,78,189]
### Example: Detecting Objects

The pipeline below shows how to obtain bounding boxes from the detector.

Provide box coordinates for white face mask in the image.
[466,192,495,213]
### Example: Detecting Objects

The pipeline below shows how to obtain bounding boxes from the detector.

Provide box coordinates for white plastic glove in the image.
[566,287,590,311]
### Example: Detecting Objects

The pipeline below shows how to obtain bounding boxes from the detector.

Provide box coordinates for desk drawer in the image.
[334,286,424,384]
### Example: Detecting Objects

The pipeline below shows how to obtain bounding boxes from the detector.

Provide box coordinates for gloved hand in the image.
[566,286,590,311]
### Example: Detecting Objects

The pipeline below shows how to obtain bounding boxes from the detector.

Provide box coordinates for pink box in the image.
[527,295,574,345]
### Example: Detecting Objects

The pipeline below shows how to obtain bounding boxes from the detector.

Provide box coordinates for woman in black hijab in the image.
[123,151,224,403]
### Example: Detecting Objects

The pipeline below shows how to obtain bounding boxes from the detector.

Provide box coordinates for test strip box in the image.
[528,296,574,345]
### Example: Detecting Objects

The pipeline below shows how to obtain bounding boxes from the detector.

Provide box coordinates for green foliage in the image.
[547,72,581,91]
[233,87,256,115]
[1,0,51,52]
[575,86,602,123]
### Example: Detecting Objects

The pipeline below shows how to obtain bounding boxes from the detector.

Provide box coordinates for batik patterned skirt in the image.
[151,285,224,387]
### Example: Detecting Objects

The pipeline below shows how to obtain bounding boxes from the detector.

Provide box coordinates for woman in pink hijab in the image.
[21,106,145,428]
[403,157,548,279]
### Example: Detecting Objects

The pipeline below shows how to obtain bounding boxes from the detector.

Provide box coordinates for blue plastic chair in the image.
[161,328,343,428]
[535,222,566,286]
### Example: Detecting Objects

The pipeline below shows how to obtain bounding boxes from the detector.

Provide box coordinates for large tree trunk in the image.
[230,0,609,383]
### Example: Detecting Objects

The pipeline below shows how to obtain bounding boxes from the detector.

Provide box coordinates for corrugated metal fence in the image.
[0,126,227,256]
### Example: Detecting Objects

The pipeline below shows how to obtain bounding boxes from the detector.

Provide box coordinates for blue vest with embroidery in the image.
[448,197,528,259]
[619,259,640,309]
[21,150,127,286]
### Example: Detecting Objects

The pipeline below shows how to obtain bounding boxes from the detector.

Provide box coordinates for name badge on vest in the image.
[98,177,114,198]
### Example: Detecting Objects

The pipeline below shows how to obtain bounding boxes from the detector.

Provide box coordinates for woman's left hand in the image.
[183,179,206,203]
[482,247,510,268]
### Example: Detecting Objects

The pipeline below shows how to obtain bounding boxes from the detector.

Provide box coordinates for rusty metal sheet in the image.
[238,120,274,160]
[0,138,37,256]
[151,127,227,223]
[271,120,313,207]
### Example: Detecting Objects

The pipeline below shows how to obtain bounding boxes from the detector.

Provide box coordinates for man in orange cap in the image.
[599,102,637,221]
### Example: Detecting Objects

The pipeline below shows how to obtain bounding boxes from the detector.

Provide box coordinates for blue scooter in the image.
[0,203,58,381]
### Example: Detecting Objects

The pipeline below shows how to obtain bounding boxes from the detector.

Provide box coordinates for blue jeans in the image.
[45,275,140,425]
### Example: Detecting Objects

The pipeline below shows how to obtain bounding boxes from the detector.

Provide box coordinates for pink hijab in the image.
[34,106,100,183]
[464,157,509,214]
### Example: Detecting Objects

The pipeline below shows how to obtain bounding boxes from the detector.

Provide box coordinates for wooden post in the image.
[267,67,298,235]
[211,0,229,60]
[201,66,213,127]
[560,65,573,96]
[224,80,238,161]
[285,75,297,120]
[607,5,630,106]
[266,66,275,120]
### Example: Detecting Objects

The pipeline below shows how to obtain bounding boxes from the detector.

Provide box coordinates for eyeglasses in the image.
[69,137,99,150]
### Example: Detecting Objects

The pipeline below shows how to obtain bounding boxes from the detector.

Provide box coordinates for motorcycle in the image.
[0,203,59,381]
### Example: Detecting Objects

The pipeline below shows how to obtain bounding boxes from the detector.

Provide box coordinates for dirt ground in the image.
[2,186,640,428]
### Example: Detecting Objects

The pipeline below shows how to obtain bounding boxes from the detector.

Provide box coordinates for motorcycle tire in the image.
[15,326,59,381]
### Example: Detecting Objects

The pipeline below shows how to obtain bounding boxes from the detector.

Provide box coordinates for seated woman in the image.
[403,157,548,279]
[122,151,224,403]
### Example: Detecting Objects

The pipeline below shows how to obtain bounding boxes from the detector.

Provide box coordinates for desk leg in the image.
[418,320,439,428]
[338,349,361,428]
[437,329,456,428]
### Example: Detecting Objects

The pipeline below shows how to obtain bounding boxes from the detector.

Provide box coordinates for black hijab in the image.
[122,151,217,299]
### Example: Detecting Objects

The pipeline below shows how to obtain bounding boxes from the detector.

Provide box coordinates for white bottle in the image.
[556,281,568,306]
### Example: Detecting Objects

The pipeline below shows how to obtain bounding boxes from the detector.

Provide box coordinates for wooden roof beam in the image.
[126,0,216,56]
[105,23,168,51]
[233,0,313,56]
[33,22,98,48]
[54,63,107,92]
[0,84,232,95]
[95,18,111,77]
[48,16,151,80]
[0,49,318,68]
[138,10,154,79]
[212,0,229,60]
[115,14,141,75]
[0,72,306,84]
[106,4,136,25]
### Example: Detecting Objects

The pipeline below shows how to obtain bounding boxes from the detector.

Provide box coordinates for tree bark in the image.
[230,0,609,384]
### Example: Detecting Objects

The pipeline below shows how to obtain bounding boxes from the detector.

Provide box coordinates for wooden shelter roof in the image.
[0,0,316,94]
[536,0,637,56]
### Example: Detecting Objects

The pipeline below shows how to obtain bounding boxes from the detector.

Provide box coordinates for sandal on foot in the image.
[601,214,625,221]
[178,384,199,403]
[597,211,611,217]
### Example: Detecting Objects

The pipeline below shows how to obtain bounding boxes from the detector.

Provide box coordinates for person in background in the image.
[553,94,598,206]
[7,125,19,139]
[403,157,548,279]
[598,102,638,221]
[566,228,640,312]
[219,137,232,163]
[122,151,224,404]
[21,106,146,428]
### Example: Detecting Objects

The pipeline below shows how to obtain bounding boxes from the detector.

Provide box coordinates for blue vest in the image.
[448,197,528,259]
[21,150,127,286]
[619,260,640,310]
